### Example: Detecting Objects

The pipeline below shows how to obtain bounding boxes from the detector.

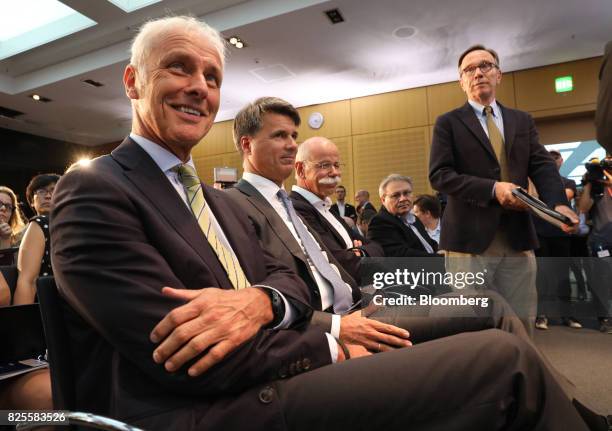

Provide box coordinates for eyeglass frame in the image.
[34,187,55,197]
[304,160,344,171]
[460,61,498,77]
[0,202,14,211]
[385,189,413,201]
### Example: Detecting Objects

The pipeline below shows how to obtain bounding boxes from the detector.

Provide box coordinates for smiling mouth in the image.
[170,104,204,117]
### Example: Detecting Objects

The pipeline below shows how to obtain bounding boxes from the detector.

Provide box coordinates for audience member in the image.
[533,151,581,330]
[14,174,59,304]
[368,174,438,257]
[413,194,442,244]
[578,157,612,333]
[0,186,26,251]
[596,41,612,154]
[354,189,375,215]
[47,17,609,430]
[429,44,578,330]
[291,137,384,273]
[330,185,356,221]
[356,208,376,237]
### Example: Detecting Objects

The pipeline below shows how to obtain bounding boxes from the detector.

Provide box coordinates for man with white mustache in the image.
[291,137,384,278]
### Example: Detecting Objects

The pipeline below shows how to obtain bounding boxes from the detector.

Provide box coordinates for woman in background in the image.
[0,186,26,251]
[14,174,59,305]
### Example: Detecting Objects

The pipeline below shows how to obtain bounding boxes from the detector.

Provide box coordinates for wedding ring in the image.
[377,343,381,352]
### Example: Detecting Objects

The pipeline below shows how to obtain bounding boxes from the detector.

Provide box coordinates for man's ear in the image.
[124,65,140,99]
[295,161,306,179]
[240,136,252,155]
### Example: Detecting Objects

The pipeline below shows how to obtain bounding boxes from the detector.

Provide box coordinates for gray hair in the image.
[296,136,333,163]
[130,16,226,82]
[233,97,301,154]
[378,174,413,198]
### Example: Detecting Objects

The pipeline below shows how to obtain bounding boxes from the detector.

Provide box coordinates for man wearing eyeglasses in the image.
[368,174,439,257]
[429,45,578,330]
[291,137,384,278]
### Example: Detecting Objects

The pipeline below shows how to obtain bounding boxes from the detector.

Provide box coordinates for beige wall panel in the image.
[222,152,244,178]
[514,57,600,114]
[535,113,596,146]
[193,121,232,157]
[194,154,224,185]
[427,73,516,124]
[353,127,429,208]
[297,100,351,141]
[350,88,428,135]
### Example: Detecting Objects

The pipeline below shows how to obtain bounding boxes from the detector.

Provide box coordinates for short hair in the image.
[0,186,26,236]
[130,16,226,81]
[548,150,562,158]
[233,97,301,155]
[458,44,500,69]
[336,185,346,191]
[26,174,60,207]
[356,190,370,199]
[378,174,413,198]
[414,194,441,219]
[358,208,377,226]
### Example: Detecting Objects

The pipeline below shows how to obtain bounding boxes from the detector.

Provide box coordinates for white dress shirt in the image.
[336,201,346,218]
[292,186,354,249]
[130,134,293,328]
[426,220,441,244]
[401,212,435,254]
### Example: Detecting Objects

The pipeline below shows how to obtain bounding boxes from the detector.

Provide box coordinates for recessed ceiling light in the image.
[227,36,247,49]
[229,37,238,45]
[29,94,52,102]
[393,25,418,39]
[83,79,104,88]
[235,41,244,49]
[324,8,345,24]
[32,94,40,101]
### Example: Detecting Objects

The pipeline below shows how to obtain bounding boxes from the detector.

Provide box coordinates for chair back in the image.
[0,265,18,304]
[36,276,76,410]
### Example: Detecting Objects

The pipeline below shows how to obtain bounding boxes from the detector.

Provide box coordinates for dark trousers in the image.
[535,236,573,318]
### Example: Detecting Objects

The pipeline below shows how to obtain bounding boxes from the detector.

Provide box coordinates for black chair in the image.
[35,277,144,431]
[0,265,18,304]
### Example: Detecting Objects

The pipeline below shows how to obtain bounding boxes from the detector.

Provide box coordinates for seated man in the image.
[330,185,357,222]
[290,136,384,278]
[355,189,376,215]
[368,174,439,257]
[51,16,607,431]
[413,194,442,244]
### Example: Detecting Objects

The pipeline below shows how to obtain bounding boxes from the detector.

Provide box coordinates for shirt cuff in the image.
[325,332,339,363]
[491,181,497,199]
[254,285,295,329]
[330,314,341,340]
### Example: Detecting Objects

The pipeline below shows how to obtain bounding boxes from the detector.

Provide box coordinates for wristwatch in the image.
[263,288,286,328]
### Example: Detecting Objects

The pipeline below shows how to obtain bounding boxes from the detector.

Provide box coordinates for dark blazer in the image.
[357,201,376,214]
[50,139,331,430]
[289,191,384,280]
[367,207,438,257]
[330,202,357,221]
[225,179,361,314]
[429,101,568,253]
[596,40,612,154]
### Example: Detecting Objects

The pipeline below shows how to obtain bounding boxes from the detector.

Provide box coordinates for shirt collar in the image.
[130,133,195,173]
[242,172,283,201]
[292,186,328,207]
[401,212,417,224]
[468,99,499,118]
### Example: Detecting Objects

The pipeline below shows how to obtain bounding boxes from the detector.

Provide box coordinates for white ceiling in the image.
[0,0,611,146]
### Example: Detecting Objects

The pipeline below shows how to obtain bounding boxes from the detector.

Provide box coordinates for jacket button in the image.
[259,386,275,404]
[303,358,311,370]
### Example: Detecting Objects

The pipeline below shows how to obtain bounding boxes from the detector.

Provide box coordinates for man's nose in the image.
[185,73,209,99]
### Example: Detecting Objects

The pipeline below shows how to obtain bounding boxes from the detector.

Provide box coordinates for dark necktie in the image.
[277,189,352,314]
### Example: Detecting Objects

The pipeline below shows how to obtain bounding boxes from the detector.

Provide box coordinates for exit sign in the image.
[555,76,573,93]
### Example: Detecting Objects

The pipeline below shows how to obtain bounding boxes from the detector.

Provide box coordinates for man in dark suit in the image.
[290,136,384,277]
[368,174,439,257]
[50,22,606,430]
[596,41,612,154]
[330,185,357,221]
[355,189,376,214]
[429,44,578,326]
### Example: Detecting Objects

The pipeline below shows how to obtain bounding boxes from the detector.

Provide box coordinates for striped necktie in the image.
[174,164,249,289]
[484,106,509,181]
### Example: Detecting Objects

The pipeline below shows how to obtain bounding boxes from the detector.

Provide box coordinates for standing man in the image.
[355,189,376,215]
[330,185,357,221]
[596,41,612,154]
[429,44,578,329]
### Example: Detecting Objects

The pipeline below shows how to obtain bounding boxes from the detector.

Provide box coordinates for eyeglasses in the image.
[306,161,344,171]
[0,202,14,211]
[34,187,55,197]
[386,190,413,200]
[461,61,498,77]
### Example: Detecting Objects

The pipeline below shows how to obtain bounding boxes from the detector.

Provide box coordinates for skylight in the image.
[0,0,96,60]
[106,0,162,13]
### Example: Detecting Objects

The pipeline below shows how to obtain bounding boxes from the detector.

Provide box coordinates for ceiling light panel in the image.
[0,0,96,60]
[105,0,162,13]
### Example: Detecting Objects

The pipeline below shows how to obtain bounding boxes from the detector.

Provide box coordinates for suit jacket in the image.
[429,101,568,253]
[289,191,384,281]
[367,207,438,257]
[596,40,612,154]
[226,180,361,315]
[330,202,357,221]
[357,201,376,214]
[50,139,331,430]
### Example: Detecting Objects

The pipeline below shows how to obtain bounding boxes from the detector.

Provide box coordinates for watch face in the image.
[308,112,324,129]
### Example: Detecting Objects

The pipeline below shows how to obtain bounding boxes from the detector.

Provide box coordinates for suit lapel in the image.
[111,140,230,288]
[457,102,497,161]
[236,180,309,263]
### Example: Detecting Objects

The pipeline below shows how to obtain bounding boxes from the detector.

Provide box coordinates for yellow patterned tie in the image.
[174,164,249,289]
[484,106,509,181]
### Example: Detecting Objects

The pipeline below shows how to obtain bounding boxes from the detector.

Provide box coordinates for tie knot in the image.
[276,189,290,203]
[484,105,493,116]
[174,164,200,188]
